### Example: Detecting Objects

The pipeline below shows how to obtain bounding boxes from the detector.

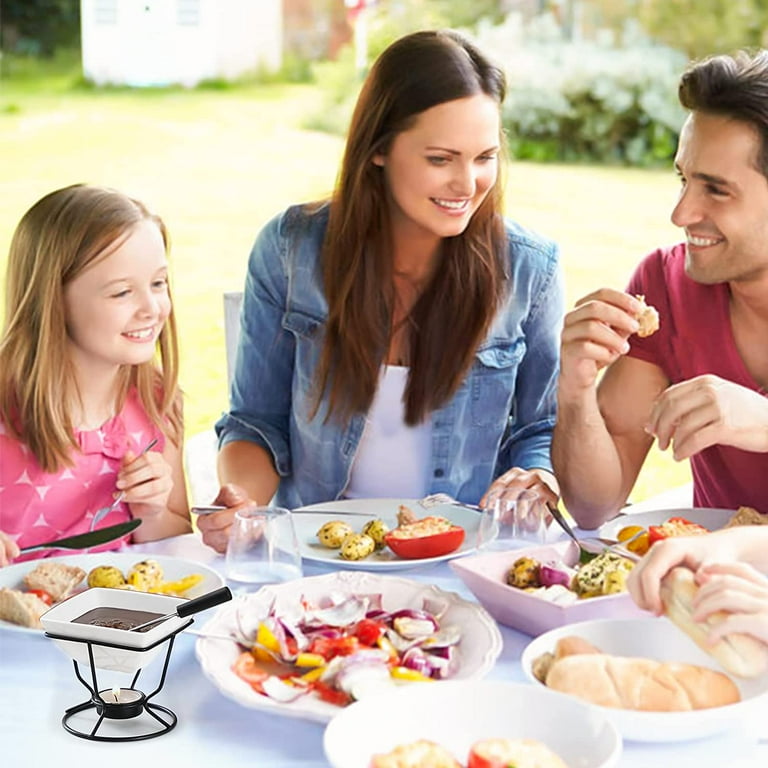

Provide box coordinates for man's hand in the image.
[646,375,768,460]
[558,289,642,398]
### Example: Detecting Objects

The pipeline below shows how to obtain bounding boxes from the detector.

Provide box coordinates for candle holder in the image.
[45,622,190,741]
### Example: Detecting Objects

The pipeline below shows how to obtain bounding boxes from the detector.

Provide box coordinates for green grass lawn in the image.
[0,74,691,504]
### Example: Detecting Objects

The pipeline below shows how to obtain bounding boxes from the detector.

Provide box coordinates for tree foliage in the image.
[1,0,80,56]
[585,0,768,58]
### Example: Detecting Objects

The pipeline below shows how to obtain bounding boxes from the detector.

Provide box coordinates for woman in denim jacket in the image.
[201,30,564,552]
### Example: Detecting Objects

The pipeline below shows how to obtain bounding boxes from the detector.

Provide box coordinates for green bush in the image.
[478,15,687,166]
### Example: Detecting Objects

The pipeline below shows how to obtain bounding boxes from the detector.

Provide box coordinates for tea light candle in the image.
[94,687,145,719]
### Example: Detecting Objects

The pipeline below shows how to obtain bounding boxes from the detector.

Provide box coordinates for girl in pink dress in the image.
[0,184,191,564]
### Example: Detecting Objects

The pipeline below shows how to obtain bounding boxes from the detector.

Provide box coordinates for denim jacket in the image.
[216,204,564,509]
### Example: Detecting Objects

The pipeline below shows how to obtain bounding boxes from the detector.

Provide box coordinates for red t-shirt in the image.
[626,243,767,515]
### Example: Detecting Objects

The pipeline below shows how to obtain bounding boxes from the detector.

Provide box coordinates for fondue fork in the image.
[129,586,233,632]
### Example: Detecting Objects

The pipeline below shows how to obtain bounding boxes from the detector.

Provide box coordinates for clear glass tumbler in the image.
[225,506,303,591]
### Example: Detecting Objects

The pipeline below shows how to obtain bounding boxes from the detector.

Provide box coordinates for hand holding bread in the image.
[660,565,768,678]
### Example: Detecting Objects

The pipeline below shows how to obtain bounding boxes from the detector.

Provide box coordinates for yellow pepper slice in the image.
[389,666,435,682]
[149,573,205,595]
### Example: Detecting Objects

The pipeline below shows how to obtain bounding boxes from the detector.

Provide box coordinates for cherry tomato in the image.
[26,589,53,605]
[384,516,465,559]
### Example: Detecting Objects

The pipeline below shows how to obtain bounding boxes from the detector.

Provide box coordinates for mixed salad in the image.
[231,590,461,707]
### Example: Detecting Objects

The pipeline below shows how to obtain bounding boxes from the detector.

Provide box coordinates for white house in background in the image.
[80,0,282,87]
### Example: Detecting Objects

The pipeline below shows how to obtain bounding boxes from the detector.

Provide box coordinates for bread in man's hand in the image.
[23,561,85,602]
[544,652,740,711]
[660,566,768,679]
[634,294,659,338]
[0,588,49,628]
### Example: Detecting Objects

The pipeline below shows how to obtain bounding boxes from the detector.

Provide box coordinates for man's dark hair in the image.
[679,50,768,178]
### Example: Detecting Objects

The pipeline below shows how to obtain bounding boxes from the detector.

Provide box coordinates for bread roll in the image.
[725,506,767,527]
[660,566,768,679]
[545,653,740,711]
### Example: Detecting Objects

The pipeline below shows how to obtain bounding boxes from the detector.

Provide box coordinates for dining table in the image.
[2,491,766,768]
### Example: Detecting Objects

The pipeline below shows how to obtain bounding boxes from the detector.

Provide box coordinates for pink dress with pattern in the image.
[0,389,165,561]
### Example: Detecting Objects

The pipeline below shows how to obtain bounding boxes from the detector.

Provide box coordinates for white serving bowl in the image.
[450,541,646,636]
[323,680,622,768]
[521,617,768,742]
[41,587,190,672]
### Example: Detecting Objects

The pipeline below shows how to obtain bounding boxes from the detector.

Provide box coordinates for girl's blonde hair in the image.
[0,183,182,472]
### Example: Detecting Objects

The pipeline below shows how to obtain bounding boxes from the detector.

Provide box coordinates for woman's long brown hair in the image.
[0,184,182,473]
[314,29,509,425]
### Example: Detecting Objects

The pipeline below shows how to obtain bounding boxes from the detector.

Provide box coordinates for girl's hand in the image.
[197,483,256,554]
[0,531,20,568]
[116,448,173,519]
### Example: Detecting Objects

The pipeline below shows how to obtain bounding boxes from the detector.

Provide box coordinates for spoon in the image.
[129,586,233,632]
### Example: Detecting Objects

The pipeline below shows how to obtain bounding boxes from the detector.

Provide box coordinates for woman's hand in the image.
[0,531,20,568]
[197,483,256,553]
[117,447,173,520]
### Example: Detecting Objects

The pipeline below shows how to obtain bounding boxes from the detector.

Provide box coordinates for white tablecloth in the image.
[2,512,766,767]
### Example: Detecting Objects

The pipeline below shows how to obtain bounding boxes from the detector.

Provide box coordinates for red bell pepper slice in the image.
[648,516,710,546]
[384,516,465,559]
[307,635,361,661]
[312,680,352,707]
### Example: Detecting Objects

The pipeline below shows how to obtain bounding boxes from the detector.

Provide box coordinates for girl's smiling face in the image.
[374,93,501,249]
[63,219,171,375]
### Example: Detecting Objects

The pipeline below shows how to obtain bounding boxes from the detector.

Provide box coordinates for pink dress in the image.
[627,244,767,516]
[0,389,165,561]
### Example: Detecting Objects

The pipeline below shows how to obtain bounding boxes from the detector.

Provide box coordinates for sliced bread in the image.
[23,561,86,601]
[0,588,49,628]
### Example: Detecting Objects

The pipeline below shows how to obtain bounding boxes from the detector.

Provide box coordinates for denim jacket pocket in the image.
[470,338,525,427]
[282,310,325,399]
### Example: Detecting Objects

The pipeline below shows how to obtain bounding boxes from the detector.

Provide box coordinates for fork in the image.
[546,502,642,561]
[89,437,158,530]
[418,492,482,512]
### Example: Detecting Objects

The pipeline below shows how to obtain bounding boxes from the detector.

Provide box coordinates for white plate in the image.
[324,680,622,768]
[294,498,482,570]
[195,570,503,723]
[597,507,733,540]
[0,552,225,635]
[521,617,768,742]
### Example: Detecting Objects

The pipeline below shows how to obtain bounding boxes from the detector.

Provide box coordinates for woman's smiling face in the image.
[374,93,501,247]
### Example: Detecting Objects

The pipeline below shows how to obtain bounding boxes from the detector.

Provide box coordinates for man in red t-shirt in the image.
[552,50,768,529]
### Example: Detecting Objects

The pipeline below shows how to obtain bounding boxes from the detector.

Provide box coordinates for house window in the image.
[94,0,118,24]
[177,0,201,26]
